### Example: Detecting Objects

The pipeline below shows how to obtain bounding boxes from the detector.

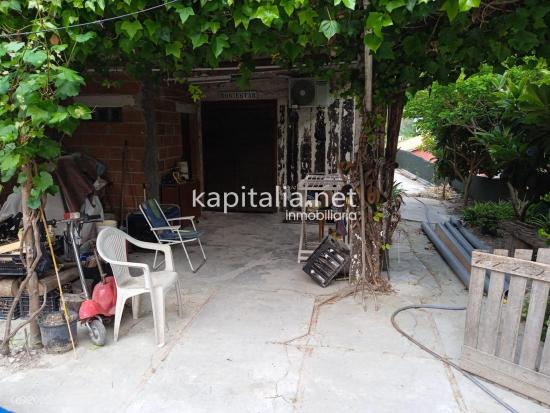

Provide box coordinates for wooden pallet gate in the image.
[461,248,550,405]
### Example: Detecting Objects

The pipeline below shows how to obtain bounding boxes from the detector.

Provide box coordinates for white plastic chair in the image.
[96,227,184,347]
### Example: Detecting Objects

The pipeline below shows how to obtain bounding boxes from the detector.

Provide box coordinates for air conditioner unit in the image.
[289,78,329,107]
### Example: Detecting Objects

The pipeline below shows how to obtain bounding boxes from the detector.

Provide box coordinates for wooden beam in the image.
[461,345,550,405]
[471,250,550,282]
[0,242,20,254]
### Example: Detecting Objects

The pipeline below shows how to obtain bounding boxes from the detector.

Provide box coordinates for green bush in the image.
[526,193,550,246]
[462,201,516,235]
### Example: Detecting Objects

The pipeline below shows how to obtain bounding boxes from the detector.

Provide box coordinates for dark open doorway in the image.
[202,100,277,212]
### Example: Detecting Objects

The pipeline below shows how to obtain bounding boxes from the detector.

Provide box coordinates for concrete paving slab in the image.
[400,196,455,223]
[297,346,464,413]
[394,168,432,197]
[0,203,548,413]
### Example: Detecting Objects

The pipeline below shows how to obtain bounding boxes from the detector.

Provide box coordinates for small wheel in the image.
[88,319,106,346]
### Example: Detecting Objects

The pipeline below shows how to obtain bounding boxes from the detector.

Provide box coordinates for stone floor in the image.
[0,178,548,412]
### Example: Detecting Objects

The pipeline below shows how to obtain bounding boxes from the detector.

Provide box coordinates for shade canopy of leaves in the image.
[0,22,91,207]
[0,0,549,207]
[2,0,548,101]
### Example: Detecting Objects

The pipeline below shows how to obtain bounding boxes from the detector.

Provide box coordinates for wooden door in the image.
[202,100,277,212]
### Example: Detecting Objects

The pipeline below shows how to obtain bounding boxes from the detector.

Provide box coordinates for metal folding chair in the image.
[139,199,206,272]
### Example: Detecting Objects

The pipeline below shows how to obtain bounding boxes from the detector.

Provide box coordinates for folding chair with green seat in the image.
[139,199,206,272]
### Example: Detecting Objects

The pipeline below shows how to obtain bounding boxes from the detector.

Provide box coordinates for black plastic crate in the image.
[0,296,21,320]
[303,236,350,287]
[20,290,60,319]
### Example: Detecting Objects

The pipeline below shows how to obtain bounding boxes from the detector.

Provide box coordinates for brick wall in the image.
[65,74,192,219]
[65,105,146,217]
[155,83,188,175]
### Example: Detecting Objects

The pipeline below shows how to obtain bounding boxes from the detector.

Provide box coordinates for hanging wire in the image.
[0,0,181,38]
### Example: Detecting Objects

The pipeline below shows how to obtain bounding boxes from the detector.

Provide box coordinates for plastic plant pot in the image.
[38,310,78,354]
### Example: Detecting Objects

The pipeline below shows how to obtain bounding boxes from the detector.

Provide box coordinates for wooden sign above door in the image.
[219,90,257,100]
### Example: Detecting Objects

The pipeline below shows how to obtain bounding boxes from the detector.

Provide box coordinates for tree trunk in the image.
[350,18,403,291]
[463,173,473,207]
[383,93,405,246]
[142,73,159,200]
[22,178,41,348]
[350,102,389,288]
[1,164,42,355]
[506,181,530,221]
[383,94,404,195]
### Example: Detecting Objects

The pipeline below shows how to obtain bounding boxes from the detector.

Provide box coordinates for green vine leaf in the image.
[120,20,143,39]
[406,0,417,12]
[280,0,295,16]
[458,0,480,12]
[366,12,393,38]
[166,41,182,58]
[0,152,20,173]
[319,20,340,40]
[0,76,9,94]
[32,170,53,192]
[297,9,317,26]
[190,33,208,50]
[0,0,21,13]
[255,5,280,26]
[364,33,383,51]
[28,188,41,209]
[441,0,459,21]
[174,5,194,24]
[49,109,68,124]
[188,84,203,102]
[385,0,406,12]
[212,34,229,58]
[74,31,96,43]
[342,0,356,10]
[0,124,16,143]
[5,41,24,53]
[51,44,68,53]
[55,67,85,99]
[67,104,92,120]
[23,50,47,67]
[144,19,160,37]
[27,105,51,124]
[233,7,251,29]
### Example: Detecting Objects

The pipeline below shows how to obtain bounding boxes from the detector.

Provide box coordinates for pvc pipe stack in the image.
[421,222,471,288]
[422,218,492,293]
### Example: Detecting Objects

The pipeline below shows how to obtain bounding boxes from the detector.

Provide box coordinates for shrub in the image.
[462,201,516,235]
[526,193,550,246]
